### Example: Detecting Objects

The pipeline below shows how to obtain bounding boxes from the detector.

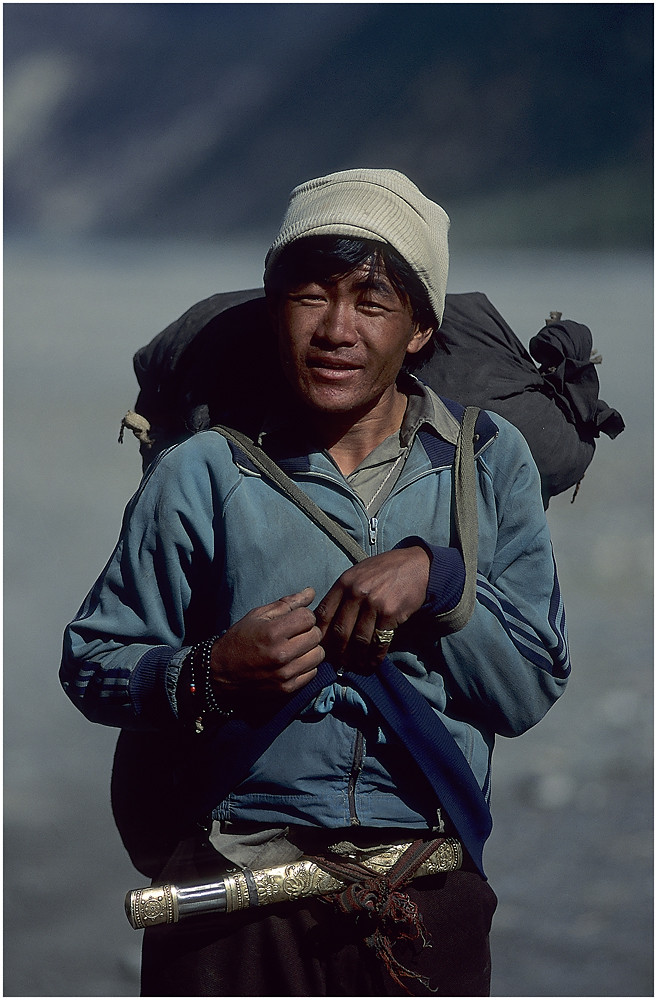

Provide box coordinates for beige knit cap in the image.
[264,168,450,325]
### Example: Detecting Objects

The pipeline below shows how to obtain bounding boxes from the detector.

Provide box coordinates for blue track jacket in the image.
[61,388,570,870]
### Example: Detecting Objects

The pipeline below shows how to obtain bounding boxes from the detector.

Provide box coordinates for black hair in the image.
[264,235,446,368]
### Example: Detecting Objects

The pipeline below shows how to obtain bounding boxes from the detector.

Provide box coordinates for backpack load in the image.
[120,289,624,506]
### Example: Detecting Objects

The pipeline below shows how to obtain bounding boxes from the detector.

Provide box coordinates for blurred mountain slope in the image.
[4,3,653,245]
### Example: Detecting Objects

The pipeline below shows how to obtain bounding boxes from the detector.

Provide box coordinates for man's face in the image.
[273,264,432,419]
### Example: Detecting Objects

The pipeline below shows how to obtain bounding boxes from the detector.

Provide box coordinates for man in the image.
[61,169,569,996]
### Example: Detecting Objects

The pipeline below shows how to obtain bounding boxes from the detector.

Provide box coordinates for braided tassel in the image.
[333,875,434,993]
[315,839,446,994]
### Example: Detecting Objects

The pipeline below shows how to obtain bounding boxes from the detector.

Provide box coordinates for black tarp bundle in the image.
[126,289,624,506]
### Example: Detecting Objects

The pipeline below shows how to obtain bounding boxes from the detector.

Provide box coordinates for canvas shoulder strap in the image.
[211,423,367,565]
[432,404,479,633]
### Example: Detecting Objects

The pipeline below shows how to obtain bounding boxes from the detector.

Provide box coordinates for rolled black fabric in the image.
[529,321,625,439]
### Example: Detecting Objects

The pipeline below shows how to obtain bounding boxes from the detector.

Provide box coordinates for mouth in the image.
[308,357,363,373]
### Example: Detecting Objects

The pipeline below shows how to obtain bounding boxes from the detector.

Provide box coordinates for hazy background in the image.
[4,4,653,997]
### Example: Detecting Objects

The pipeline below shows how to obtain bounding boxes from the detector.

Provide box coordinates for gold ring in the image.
[373,627,396,646]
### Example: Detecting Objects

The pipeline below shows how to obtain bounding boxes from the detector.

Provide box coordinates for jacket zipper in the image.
[291,465,460,554]
[347,729,364,825]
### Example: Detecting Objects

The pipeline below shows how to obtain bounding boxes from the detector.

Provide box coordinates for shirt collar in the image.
[398,373,460,448]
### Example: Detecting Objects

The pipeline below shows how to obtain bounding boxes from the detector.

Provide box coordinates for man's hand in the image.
[210,587,324,698]
[315,546,430,669]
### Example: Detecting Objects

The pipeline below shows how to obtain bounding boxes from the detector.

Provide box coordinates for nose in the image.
[315,300,358,347]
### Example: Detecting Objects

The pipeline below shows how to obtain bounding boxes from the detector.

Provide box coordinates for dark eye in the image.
[290,295,324,306]
[288,292,325,305]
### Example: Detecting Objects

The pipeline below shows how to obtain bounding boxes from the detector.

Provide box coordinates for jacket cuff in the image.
[129,644,188,724]
[394,536,466,616]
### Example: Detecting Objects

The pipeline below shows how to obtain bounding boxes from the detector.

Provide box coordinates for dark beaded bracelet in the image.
[187,633,232,733]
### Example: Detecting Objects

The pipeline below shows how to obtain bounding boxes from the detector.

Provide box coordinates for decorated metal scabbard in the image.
[126,837,462,929]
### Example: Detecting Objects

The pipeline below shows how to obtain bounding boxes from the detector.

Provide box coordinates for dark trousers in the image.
[140,835,497,997]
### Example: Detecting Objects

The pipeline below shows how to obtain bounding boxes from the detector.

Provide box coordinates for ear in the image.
[405,325,434,356]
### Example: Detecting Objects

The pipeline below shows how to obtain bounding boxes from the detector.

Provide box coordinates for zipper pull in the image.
[368,516,378,549]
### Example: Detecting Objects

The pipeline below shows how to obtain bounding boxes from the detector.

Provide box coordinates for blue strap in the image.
[181,659,491,876]
[348,661,492,875]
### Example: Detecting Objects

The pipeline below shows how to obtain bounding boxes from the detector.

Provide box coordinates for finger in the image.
[289,643,326,679]
[282,624,324,662]
[279,664,319,695]
[370,618,398,662]
[274,645,325,695]
[347,603,378,655]
[261,587,316,621]
[323,595,365,660]
[314,584,344,637]
[266,607,321,647]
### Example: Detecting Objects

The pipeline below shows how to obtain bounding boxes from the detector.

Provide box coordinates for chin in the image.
[304,396,357,417]
[306,383,372,415]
